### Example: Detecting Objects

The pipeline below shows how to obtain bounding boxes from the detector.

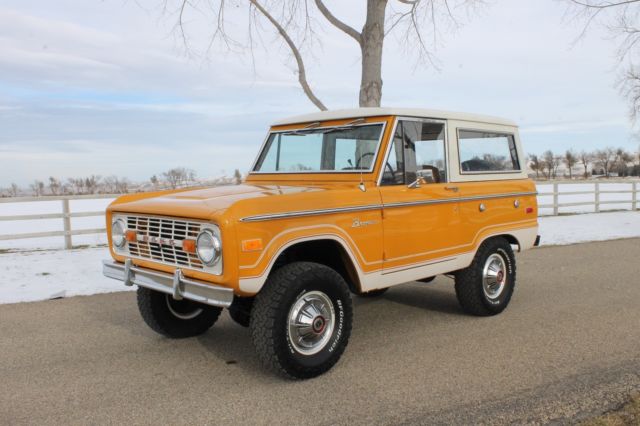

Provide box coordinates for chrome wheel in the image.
[287,290,335,356]
[482,253,507,300]
[165,295,203,320]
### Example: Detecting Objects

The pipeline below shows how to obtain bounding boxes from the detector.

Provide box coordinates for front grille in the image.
[125,215,205,270]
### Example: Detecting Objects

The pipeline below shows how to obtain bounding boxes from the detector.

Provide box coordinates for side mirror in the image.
[407,176,426,189]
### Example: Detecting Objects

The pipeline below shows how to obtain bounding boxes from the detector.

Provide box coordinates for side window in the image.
[403,121,447,184]
[380,121,447,185]
[458,130,520,173]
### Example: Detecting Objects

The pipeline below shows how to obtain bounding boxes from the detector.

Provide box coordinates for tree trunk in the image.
[359,0,387,107]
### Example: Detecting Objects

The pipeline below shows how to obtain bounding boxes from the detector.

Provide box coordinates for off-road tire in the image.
[228,297,253,328]
[136,287,222,338]
[250,262,353,380]
[357,288,389,297]
[454,237,516,316]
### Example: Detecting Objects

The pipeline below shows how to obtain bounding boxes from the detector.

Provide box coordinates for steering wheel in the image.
[355,152,375,168]
[384,162,396,181]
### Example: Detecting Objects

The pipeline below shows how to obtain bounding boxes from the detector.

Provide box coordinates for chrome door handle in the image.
[444,186,459,193]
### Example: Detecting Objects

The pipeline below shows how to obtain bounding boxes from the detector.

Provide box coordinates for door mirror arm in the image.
[407,177,426,189]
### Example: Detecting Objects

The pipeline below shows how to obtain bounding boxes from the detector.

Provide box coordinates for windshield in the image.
[253,124,384,173]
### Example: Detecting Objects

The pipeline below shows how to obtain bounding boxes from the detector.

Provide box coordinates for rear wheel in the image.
[454,238,516,316]
[250,262,353,379]
[136,287,222,338]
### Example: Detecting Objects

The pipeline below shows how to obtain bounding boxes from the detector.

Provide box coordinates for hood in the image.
[107,183,322,221]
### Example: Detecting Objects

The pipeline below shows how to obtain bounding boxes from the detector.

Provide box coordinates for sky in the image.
[0,0,637,186]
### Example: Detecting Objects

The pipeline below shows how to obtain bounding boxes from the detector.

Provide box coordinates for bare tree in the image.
[233,169,243,185]
[563,149,577,179]
[30,180,45,196]
[150,175,160,190]
[85,175,101,194]
[67,178,84,195]
[528,154,542,179]
[115,178,130,194]
[162,167,197,189]
[102,176,118,193]
[166,0,483,109]
[542,150,558,179]
[579,150,592,178]
[593,147,617,177]
[565,0,640,120]
[48,177,62,195]
[9,183,20,197]
[615,147,634,176]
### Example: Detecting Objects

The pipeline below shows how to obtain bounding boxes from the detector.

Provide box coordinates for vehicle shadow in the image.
[195,317,269,377]
[354,280,462,316]
[89,283,464,379]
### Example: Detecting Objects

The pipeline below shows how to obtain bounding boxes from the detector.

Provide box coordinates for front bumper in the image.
[102,259,234,308]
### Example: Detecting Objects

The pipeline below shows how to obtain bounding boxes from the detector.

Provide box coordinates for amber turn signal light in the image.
[182,239,196,253]
[242,239,263,252]
[125,230,137,242]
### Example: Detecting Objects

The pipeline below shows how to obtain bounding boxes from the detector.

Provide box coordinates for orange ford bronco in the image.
[103,108,539,379]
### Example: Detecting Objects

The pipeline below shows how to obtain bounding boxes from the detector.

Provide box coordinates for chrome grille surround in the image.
[111,213,222,275]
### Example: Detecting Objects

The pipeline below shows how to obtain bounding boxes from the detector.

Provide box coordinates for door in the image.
[378,119,462,274]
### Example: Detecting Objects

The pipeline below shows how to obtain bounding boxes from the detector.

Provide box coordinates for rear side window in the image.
[458,130,520,173]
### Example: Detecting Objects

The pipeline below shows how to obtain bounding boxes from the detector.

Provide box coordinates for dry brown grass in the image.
[582,393,640,426]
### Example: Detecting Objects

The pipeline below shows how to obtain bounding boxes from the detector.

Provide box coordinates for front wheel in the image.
[250,262,353,379]
[136,287,222,338]
[454,237,516,316]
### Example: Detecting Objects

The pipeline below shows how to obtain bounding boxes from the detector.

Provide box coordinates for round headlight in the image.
[111,219,126,248]
[196,229,221,266]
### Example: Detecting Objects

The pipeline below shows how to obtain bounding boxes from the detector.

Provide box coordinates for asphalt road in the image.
[1,239,639,425]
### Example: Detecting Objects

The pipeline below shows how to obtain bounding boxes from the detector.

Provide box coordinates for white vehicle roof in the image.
[272,107,517,127]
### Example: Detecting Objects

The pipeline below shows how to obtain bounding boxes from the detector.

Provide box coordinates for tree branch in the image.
[249,0,328,111]
[569,0,640,9]
[313,0,362,44]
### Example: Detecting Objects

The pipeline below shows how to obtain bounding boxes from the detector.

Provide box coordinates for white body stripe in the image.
[238,226,538,294]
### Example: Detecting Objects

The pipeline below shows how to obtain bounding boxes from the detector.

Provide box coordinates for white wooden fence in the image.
[537,181,639,216]
[0,194,116,249]
[0,181,638,250]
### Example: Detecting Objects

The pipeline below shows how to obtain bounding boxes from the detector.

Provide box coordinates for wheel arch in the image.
[478,233,521,252]
[269,238,363,294]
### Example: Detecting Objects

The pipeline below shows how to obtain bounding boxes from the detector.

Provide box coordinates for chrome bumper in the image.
[102,259,233,308]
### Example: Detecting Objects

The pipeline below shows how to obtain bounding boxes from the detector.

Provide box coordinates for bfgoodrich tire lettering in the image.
[250,262,353,379]
[136,287,222,338]
[454,237,516,316]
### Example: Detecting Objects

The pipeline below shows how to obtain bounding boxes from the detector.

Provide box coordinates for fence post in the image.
[595,182,600,213]
[62,199,72,249]
[553,183,559,216]
[633,182,638,211]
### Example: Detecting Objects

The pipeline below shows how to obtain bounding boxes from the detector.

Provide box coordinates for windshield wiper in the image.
[281,118,366,136]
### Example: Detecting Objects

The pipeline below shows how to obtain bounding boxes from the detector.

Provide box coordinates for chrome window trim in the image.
[376,116,449,186]
[239,191,538,222]
[456,128,522,175]
[111,213,223,276]
[249,121,388,175]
